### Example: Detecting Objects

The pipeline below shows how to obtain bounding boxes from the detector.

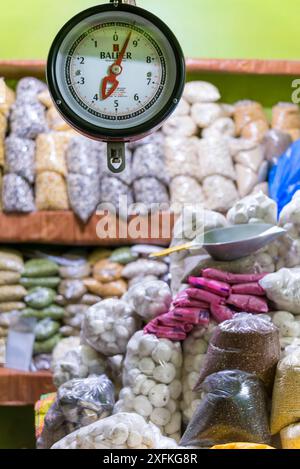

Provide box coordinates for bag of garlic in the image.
[81,299,139,356]
[270,349,300,434]
[181,324,216,424]
[114,331,182,441]
[51,412,179,449]
[123,280,172,322]
[260,268,300,314]
[194,314,280,394]
[52,344,106,388]
[227,192,277,225]
[180,370,271,448]
[37,374,115,449]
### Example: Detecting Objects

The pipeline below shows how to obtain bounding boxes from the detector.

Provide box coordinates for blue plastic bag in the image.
[269,140,300,215]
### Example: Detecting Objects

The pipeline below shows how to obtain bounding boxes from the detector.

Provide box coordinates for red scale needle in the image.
[101,31,132,100]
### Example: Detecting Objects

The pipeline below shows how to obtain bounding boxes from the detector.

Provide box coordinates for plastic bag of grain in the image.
[67,173,100,223]
[180,370,271,448]
[36,133,70,176]
[36,171,69,210]
[132,143,169,186]
[202,175,238,213]
[197,137,236,181]
[164,137,200,180]
[4,136,35,184]
[10,102,48,139]
[66,136,101,177]
[3,173,35,213]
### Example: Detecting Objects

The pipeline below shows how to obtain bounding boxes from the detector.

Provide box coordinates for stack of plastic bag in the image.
[0,249,26,351]
[37,374,115,448]
[21,258,63,355]
[5,78,49,212]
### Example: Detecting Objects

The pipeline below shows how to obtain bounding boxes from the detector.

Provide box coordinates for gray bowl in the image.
[198,224,286,261]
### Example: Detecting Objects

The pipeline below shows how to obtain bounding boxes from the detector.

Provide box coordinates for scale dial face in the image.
[47,3,185,140]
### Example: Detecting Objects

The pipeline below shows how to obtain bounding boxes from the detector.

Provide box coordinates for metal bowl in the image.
[200,223,286,261]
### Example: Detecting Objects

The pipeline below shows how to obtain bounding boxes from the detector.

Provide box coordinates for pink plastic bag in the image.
[173,292,210,309]
[227,294,269,313]
[202,268,267,284]
[172,307,210,326]
[144,324,186,340]
[186,288,223,305]
[232,282,266,296]
[210,303,234,323]
[188,276,231,297]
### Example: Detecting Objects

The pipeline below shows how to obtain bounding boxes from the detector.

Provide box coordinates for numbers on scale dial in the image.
[67,22,166,121]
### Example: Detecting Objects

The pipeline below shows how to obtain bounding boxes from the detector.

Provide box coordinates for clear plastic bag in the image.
[15,77,47,103]
[0,271,21,285]
[67,173,100,223]
[122,259,168,280]
[99,176,133,214]
[93,260,123,284]
[59,262,91,279]
[0,78,15,116]
[132,143,169,186]
[37,374,114,449]
[66,136,101,177]
[234,145,265,172]
[0,301,25,312]
[191,102,223,128]
[25,287,56,309]
[23,259,59,278]
[125,280,172,321]
[52,412,179,449]
[270,349,300,434]
[36,133,69,176]
[183,81,221,104]
[260,268,300,314]
[58,279,87,301]
[114,331,182,441]
[170,176,204,209]
[34,333,61,354]
[280,423,300,449]
[180,370,271,448]
[52,344,106,388]
[3,173,35,213]
[0,248,24,273]
[20,277,60,289]
[202,175,238,213]
[46,107,71,131]
[241,119,269,142]
[165,136,200,179]
[272,102,300,132]
[36,171,69,210]
[82,299,139,356]
[35,318,60,341]
[197,137,236,181]
[195,313,280,394]
[263,129,292,164]
[202,117,235,138]
[235,165,258,198]
[4,136,35,183]
[234,100,267,135]
[227,192,277,225]
[83,278,127,298]
[0,285,27,302]
[10,102,48,139]
[162,115,197,138]
[133,177,169,208]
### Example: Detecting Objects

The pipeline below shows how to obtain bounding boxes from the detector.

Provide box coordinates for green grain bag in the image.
[0,285,27,302]
[0,301,25,313]
[20,277,60,288]
[23,259,59,278]
[34,333,61,354]
[0,271,21,285]
[110,247,139,265]
[35,318,60,341]
[25,287,56,309]
[22,305,64,320]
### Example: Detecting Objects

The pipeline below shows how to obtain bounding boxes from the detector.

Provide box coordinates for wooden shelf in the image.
[0,211,174,245]
[0,367,55,406]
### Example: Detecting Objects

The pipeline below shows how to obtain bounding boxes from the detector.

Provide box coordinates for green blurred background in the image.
[0,0,299,60]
